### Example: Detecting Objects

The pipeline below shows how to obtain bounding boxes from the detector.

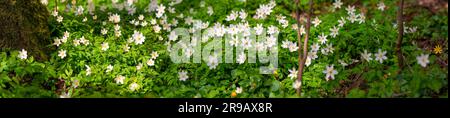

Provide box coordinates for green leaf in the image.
[207,90,219,98]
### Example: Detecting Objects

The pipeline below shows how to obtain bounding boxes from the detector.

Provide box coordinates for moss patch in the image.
[0,0,51,61]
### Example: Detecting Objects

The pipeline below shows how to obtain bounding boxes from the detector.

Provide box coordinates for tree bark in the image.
[0,0,51,60]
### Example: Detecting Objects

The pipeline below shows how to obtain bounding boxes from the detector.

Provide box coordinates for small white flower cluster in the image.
[152,19,162,33]
[59,92,70,98]
[87,0,96,15]
[178,70,189,81]
[207,54,219,69]
[110,0,137,15]
[338,59,349,67]
[129,30,146,45]
[276,14,289,28]
[338,17,346,27]
[136,63,143,71]
[58,50,67,59]
[85,65,92,76]
[168,31,179,42]
[304,33,334,68]
[393,22,418,34]
[156,4,166,18]
[101,28,108,35]
[288,67,301,90]
[129,82,139,91]
[126,0,136,6]
[287,2,376,84]
[323,65,338,81]
[304,47,317,67]
[288,67,298,79]
[101,42,109,51]
[293,80,302,90]
[211,23,227,38]
[18,49,28,60]
[75,6,84,16]
[193,20,210,33]
[345,6,366,24]
[115,75,125,84]
[73,36,90,46]
[147,51,159,67]
[115,25,122,38]
[236,87,243,94]
[329,26,340,38]
[53,31,70,47]
[40,0,48,5]
[51,10,58,17]
[56,15,64,23]
[226,10,247,22]
[333,0,343,9]
[152,15,175,33]
[237,52,246,64]
[377,2,386,11]
[145,0,159,13]
[320,43,335,56]
[374,49,388,63]
[207,6,214,16]
[82,17,88,22]
[360,49,388,64]
[281,40,298,52]
[404,26,418,34]
[109,14,121,24]
[318,33,328,44]
[106,64,113,73]
[155,1,278,73]
[266,26,279,48]
[312,17,322,27]
[416,54,430,68]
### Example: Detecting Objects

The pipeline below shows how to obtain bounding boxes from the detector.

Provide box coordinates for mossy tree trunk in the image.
[0,0,51,60]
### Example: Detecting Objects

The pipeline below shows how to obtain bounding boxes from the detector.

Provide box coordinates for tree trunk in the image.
[396,0,405,71]
[0,0,51,60]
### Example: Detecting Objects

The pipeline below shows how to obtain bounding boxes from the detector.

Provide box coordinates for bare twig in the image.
[295,0,313,96]
[396,0,405,72]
